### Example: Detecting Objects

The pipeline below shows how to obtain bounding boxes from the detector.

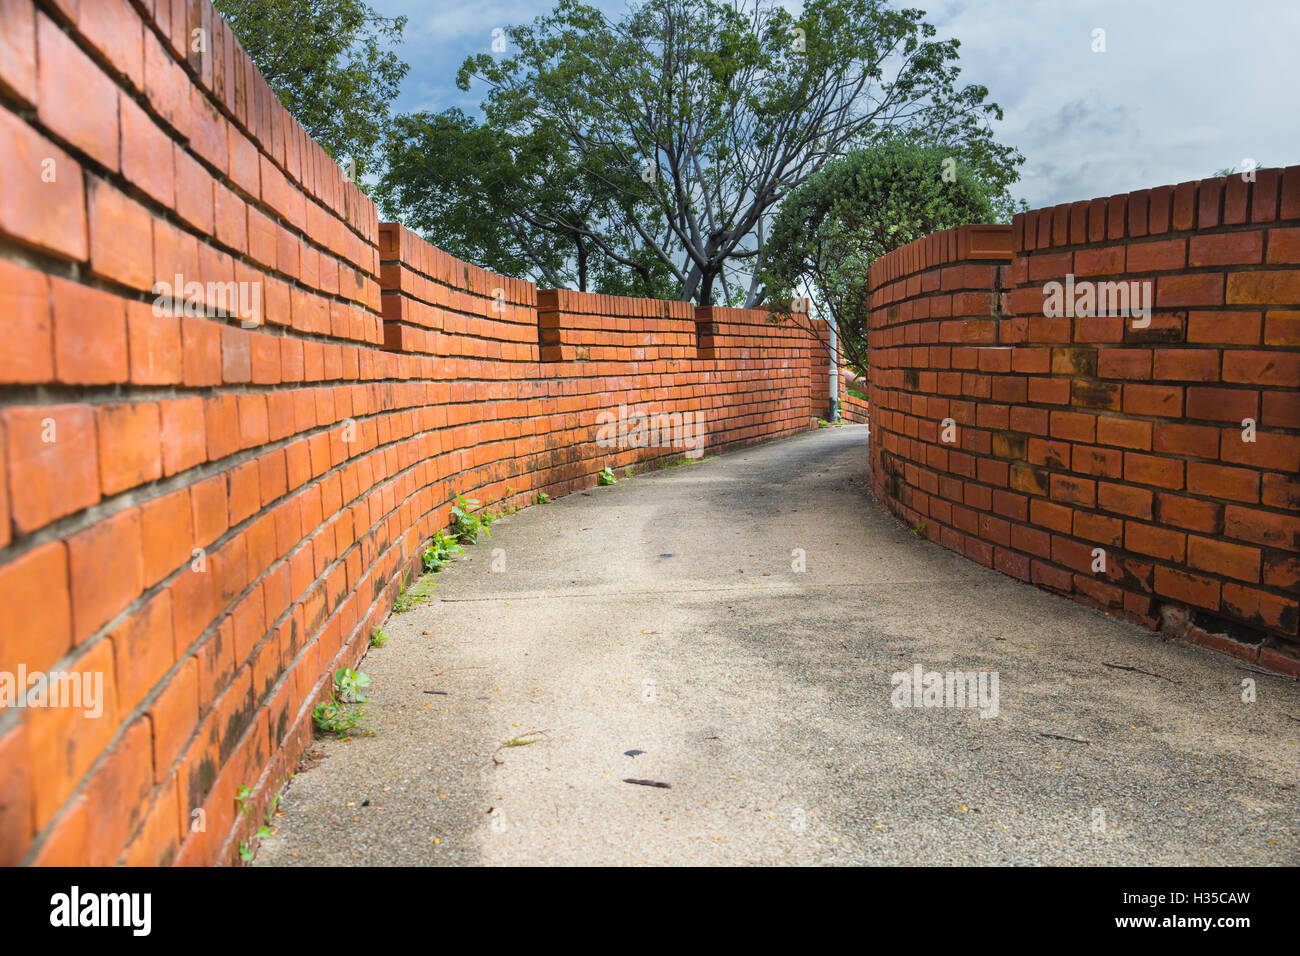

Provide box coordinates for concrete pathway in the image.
[259,425,1299,866]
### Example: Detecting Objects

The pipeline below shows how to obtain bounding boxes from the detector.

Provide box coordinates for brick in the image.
[0,0,37,106]
[67,507,144,643]
[1266,227,1300,265]
[1226,270,1300,305]
[1185,386,1257,422]
[109,589,174,714]
[1097,481,1153,520]
[1186,311,1260,346]
[1126,238,1184,272]
[1097,349,1151,379]
[1187,462,1258,503]
[2,403,99,533]
[1225,505,1300,551]
[119,91,175,206]
[1123,384,1181,417]
[1151,349,1219,381]
[1263,311,1300,346]
[0,540,71,675]
[51,277,128,385]
[126,300,182,385]
[1189,231,1263,266]
[159,396,206,475]
[139,487,193,588]
[1125,521,1185,562]
[76,0,144,91]
[214,181,248,253]
[25,638,119,829]
[190,474,228,548]
[1188,536,1260,583]
[148,658,198,782]
[1153,565,1220,612]
[0,106,87,261]
[1156,273,1224,308]
[1095,416,1151,450]
[0,726,32,865]
[0,257,53,383]
[1222,350,1300,387]
[174,145,215,234]
[1124,452,1183,490]
[96,402,162,496]
[36,12,120,170]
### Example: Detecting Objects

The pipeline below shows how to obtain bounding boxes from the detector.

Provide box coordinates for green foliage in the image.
[392,570,437,612]
[535,492,551,504]
[911,522,928,537]
[381,0,1019,305]
[450,495,490,544]
[369,626,388,648]
[214,0,407,180]
[423,530,464,572]
[236,785,255,816]
[334,667,371,703]
[598,466,617,486]
[761,141,998,372]
[312,698,367,735]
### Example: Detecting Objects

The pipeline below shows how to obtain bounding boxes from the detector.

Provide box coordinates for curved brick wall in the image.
[867,181,1300,672]
[0,0,823,865]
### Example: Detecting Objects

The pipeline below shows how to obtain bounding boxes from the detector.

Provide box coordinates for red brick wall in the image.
[840,372,869,424]
[867,178,1300,672]
[0,0,823,866]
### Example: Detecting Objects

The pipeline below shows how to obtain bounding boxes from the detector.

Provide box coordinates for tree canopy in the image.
[214,0,408,180]
[379,0,1022,304]
[760,140,998,373]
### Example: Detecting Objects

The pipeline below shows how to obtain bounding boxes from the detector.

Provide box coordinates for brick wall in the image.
[867,177,1300,673]
[839,371,869,424]
[0,0,823,866]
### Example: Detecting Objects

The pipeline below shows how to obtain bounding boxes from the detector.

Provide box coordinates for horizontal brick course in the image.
[868,175,1300,678]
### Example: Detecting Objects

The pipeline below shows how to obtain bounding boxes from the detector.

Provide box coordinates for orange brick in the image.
[0,0,37,106]
[2,403,100,533]
[110,589,174,714]
[123,773,180,866]
[0,540,71,676]
[51,276,128,385]
[147,657,198,783]
[159,396,207,475]
[126,299,182,384]
[0,725,32,865]
[36,12,119,169]
[173,144,214,234]
[67,507,145,643]
[88,177,155,291]
[1188,536,1260,583]
[96,401,162,496]
[0,257,53,384]
[25,638,118,829]
[139,487,193,587]
[190,473,229,548]
[0,106,87,261]
[119,90,175,206]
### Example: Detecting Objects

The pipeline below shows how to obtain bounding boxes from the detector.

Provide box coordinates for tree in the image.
[759,140,996,375]
[376,110,678,296]
[214,0,408,180]
[429,0,1020,305]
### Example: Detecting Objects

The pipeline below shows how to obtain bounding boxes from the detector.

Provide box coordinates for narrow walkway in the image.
[260,425,1298,865]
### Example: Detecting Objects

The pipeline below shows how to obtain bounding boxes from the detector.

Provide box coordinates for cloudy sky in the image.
[370,0,1298,210]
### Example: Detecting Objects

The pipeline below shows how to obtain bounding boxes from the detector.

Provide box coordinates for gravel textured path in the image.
[259,424,1299,866]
